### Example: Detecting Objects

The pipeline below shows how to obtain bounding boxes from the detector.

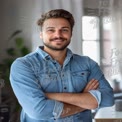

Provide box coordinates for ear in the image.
[40,32,43,39]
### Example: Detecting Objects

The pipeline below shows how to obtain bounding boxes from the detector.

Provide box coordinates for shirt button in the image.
[64,87,67,89]
[62,74,64,77]
[53,62,56,64]
[81,73,84,75]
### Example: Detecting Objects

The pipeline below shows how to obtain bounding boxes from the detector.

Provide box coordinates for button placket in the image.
[63,80,67,90]
[64,86,67,90]
[61,72,68,92]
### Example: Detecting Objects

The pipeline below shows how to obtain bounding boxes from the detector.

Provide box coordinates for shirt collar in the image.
[36,46,73,61]
[36,46,50,60]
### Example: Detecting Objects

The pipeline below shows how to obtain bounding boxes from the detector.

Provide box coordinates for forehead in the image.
[43,18,71,29]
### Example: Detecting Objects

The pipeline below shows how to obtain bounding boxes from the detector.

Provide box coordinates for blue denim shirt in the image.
[10,46,114,122]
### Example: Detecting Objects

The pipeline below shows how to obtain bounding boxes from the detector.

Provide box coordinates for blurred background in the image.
[0,0,122,121]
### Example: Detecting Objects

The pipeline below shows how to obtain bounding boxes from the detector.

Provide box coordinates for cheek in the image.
[40,33,48,40]
[66,34,72,40]
[65,32,72,38]
[41,35,51,43]
[43,35,50,40]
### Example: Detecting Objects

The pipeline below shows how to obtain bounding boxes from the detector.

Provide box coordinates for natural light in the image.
[82,16,100,64]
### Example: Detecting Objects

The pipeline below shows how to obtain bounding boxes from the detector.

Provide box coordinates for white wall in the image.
[0,0,35,61]
[0,0,83,62]
[31,0,83,55]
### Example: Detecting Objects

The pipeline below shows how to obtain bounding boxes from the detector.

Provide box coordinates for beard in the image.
[43,37,70,51]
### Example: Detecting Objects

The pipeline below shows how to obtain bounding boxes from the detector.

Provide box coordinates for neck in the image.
[43,47,67,65]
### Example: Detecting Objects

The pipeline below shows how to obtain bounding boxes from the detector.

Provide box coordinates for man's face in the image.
[40,18,72,51]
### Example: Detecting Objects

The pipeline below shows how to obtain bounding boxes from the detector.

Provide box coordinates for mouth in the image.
[50,37,65,42]
[52,39,64,43]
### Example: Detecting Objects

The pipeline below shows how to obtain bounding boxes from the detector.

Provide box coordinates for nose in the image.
[55,30,62,37]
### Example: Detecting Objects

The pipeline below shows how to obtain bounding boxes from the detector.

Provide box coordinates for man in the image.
[10,9,114,122]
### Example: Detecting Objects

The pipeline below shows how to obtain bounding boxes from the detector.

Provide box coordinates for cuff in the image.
[89,90,101,108]
[53,101,64,119]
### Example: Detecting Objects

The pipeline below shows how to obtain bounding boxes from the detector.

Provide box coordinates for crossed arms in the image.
[46,79,99,118]
[10,58,114,120]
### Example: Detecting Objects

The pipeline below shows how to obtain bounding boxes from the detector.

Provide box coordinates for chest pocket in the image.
[38,72,59,92]
[71,70,90,92]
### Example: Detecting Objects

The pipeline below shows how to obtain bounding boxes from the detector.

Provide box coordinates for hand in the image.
[45,78,99,111]
[83,79,99,92]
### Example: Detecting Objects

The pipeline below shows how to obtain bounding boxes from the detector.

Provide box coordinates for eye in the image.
[62,29,69,32]
[61,28,69,33]
[47,29,55,32]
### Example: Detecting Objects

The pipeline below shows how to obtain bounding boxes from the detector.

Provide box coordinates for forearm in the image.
[46,92,98,109]
[61,103,85,118]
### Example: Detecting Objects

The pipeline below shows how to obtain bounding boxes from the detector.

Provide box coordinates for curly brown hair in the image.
[37,9,75,31]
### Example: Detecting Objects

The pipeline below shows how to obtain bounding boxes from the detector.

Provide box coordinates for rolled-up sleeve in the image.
[87,57,114,108]
[10,58,63,120]
[89,90,101,108]
[53,101,64,119]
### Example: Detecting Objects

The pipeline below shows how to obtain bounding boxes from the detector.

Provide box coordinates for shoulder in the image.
[73,54,97,64]
[71,54,100,71]
[11,51,43,70]
[73,54,89,61]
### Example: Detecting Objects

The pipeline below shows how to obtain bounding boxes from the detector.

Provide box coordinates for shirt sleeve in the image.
[10,58,63,120]
[87,57,114,108]
[89,90,101,108]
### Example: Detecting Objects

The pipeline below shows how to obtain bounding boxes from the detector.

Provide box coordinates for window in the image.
[82,16,100,64]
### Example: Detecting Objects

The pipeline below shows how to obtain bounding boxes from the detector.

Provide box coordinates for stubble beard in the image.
[43,40,70,51]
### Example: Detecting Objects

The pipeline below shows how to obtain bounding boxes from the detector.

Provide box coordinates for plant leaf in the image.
[20,46,30,56]
[8,30,22,41]
[15,38,24,49]
[6,48,16,56]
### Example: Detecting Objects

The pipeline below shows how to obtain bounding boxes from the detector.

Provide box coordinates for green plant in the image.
[0,30,30,121]
[0,30,30,84]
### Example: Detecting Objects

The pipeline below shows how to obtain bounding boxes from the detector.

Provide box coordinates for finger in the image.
[83,79,95,92]
[86,79,97,89]
[88,79,99,90]
[84,79,95,89]
[83,79,99,92]
[91,81,99,89]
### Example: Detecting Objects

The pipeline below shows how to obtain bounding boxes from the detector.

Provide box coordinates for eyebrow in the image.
[46,27,70,29]
[62,27,70,29]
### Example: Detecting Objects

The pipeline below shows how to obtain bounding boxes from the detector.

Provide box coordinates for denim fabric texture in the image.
[10,46,114,122]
